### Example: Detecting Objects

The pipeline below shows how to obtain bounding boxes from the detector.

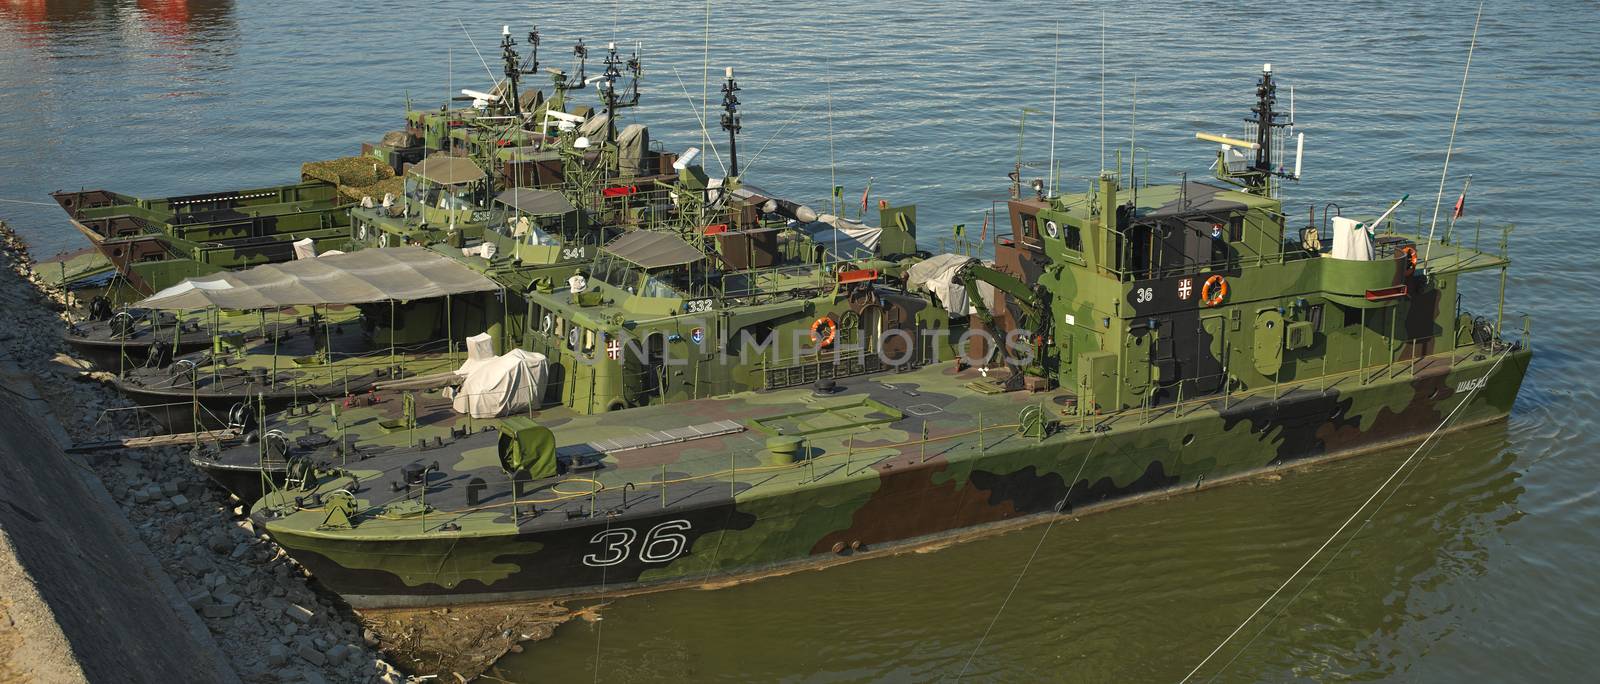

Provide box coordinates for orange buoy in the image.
[1201,275,1229,307]
[810,316,838,346]
[1398,244,1418,276]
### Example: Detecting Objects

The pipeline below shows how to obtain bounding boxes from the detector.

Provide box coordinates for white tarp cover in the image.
[451,349,548,418]
[1329,216,1375,261]
[292,237,316,260]
[905,253,995,315]
[799,214,882,261]
[455,332,497,377]
[136,246,500,310]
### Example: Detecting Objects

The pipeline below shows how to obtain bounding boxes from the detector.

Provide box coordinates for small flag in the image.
[1452,190,1466,220]
[954,224,965,240]
[978,213,989,242]
[859,177,874,215]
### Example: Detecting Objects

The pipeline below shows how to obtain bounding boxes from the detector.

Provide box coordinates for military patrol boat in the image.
[110,247,504,433]
[248,66,1529,608]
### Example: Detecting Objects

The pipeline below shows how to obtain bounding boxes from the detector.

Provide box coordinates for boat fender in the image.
[810,316,838,347]
[1201,275,1229,307]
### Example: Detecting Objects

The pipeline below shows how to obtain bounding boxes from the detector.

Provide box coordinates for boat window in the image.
[437,184,476,211]
[592,256,634,290]
[636,271,688,297]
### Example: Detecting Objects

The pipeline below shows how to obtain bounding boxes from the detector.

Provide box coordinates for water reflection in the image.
[0,0,234,46]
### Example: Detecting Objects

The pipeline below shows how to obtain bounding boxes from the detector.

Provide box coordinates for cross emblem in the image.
[606,339,621,360]
[1177,278,1193,301]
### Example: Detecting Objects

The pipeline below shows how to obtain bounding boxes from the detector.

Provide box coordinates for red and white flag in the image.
[1451,177,1472,221]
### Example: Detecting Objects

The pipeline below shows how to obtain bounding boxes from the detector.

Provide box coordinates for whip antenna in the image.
[1047,23,1061,197]
[1425,0,1484,264]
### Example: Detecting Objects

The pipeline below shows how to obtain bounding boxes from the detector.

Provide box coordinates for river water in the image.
[2,1,1596,681]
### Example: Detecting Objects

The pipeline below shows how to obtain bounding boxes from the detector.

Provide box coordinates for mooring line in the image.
[591,514,615,684]
[1205,394,1461,682]
[957,434,1103,680]
[1181,346,1513,683]
[0,198,56,206]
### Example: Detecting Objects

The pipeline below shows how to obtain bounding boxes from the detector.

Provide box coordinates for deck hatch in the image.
[584,419,746,454]
[746,398,904,437]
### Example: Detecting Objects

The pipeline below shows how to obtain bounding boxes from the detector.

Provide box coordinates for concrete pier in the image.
[0,354,240,682]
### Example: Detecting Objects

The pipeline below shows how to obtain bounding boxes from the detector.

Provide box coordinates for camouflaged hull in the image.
[253,346,1527,609]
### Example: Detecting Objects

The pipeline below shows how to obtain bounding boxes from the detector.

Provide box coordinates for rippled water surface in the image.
[3,1,1597,681]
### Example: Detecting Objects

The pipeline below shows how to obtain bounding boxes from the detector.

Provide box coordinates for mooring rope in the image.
[1180,346,1514,682]
[957,433,1104,680]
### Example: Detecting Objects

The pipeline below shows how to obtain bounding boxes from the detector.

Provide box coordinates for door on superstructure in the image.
[1196,314,1228,397]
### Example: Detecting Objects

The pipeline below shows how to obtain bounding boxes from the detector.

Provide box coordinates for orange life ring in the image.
[1398,245,1418,276]
[1201,275,1228,307]
[810,316,838,346]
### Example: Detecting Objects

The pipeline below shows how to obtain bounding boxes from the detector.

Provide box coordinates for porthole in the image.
[1182,434,1196,446]
[1044,220,1061,239]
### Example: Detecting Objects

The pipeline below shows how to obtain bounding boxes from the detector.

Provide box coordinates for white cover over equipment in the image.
[451,349,548,418]
[454,332,497,377]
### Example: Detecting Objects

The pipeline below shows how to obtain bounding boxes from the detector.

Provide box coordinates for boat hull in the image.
[63,333,212,371]
[260,348,1531,609]
[190,452,284,504]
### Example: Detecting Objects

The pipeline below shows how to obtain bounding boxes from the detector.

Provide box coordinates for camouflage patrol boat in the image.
[244,66,1531,609]
[349,29,664,258]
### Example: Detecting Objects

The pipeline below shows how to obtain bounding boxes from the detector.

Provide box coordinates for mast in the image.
[499,26,522,116]
[525,24,540,78]
[1245,63,1290,194]
[720,67,742,177]
[602,41,622,143]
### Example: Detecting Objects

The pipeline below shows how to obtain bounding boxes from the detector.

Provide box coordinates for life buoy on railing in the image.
[1201,275,1229,307]
[357,224,368,241]
[378,233,390,248]
[810,316,838,347]
[541,313,554,334]
[1398,245,1418,276]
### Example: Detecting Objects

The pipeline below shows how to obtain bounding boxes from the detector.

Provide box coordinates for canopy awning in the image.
[136,246,499,310]
[410,154,487,185]
[603,230,705,269]
[495,188,576,215]
[798,214,882,262]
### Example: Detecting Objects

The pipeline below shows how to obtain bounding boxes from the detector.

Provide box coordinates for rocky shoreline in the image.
[1,219,575,682]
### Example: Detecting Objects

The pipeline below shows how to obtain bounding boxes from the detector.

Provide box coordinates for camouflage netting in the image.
[301,156,401,202]
[379,130,414,148]
[340,175,405,205]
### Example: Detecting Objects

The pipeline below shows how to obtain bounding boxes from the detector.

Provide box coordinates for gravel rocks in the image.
[0,222,403,683]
